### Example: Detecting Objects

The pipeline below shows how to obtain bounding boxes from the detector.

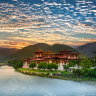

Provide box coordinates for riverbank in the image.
[17,68,96,81]
[0,62,7,67]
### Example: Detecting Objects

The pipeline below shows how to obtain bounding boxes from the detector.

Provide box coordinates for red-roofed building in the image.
[23,49,79,70]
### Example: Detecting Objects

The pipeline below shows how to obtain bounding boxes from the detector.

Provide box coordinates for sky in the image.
[0,0,96,49]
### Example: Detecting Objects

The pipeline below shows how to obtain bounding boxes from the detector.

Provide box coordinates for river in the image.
[0,66,96,96]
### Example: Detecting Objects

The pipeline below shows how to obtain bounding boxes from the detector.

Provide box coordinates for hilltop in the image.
[9,43,87,60]
[77,42,96,57]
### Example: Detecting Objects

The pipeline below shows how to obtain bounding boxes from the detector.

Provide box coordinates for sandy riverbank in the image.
[0,63,7,67]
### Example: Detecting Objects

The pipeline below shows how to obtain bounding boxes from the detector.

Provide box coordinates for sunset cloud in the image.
[0,0,96,49]
[0,41,31,49]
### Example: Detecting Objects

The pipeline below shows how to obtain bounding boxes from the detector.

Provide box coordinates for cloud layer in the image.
[0,0,96,49]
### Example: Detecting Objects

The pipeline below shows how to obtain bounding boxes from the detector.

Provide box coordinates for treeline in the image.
[66,58,96,77]
[30,62,58,71]
[8,60,23,69]
[8,58,96,77]
[8,60,58,71]
[69,58,96,68]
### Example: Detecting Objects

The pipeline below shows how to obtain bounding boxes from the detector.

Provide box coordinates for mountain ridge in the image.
[0,48,19,62]
[9,43,86,60]
[76,42,96,57]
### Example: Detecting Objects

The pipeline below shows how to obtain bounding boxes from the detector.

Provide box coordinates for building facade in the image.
[23,49,79,70]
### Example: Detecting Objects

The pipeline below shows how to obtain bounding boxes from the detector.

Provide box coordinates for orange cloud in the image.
[80,38,96,42]
[0,41,31,49]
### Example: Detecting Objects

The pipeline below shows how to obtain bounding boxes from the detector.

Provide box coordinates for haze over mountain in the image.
[77,42,96,58]
[0,48,19,62]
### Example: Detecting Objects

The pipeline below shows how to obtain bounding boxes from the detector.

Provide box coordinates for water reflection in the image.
[0,66,96,96]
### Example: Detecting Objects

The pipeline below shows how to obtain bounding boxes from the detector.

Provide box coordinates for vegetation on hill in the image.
[0,48,18,62]
[9,43,87,60]
[77,42,96,58]
[8,59,23,68]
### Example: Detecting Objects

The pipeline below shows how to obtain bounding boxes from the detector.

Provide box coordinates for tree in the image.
[13,60,23,69]
[37,62,48,70]
[69,60,77,68]
[63,65,69,71]
[82,68,96,77]
[75,59,81,66]
[29,62,36,69]
[73,69,84,76]
[93,51,96,62]
[80,59,92,68]
[48,63,58,71]
[8,60,20,66]
[89,58,96,67]
[52,63,58,70]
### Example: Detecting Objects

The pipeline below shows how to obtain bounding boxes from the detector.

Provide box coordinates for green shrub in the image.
[38,62,48,70]
[29,62,36,69]
[13,60,23,69]
[63,65,69,71]
[80,59,92,68]
[48,63,58,71]
[69,60,77,67]
[73,69,84,76]
[72,68,96,77]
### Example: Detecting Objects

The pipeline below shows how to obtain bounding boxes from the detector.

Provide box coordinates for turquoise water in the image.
[0,66,96,96]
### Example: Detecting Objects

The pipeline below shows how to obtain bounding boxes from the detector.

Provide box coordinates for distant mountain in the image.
[9,43,87,60]
[0,48,19,62]
[76,42,96,57]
